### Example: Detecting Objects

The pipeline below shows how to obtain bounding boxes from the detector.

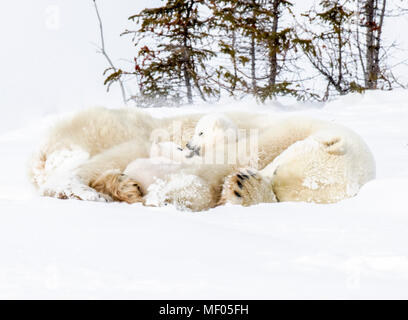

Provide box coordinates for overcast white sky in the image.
[0,0,407,132]
[0,0,161,132]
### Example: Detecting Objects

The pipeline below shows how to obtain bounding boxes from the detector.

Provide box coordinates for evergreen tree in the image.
[209,0,298,101]
[99,0,406,105]
[254,0,297,101]
[122,0,218,107]
[208,0,252,96]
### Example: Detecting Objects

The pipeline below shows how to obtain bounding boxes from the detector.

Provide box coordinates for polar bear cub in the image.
[185,113,259,168]
[123,141,222,211]
[186,114,239,157]
[124,141,196,194]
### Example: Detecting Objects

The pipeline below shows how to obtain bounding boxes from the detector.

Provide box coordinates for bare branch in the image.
[93,0,128,105]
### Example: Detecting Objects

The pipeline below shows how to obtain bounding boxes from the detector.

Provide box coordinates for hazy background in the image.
[0,0,407,133]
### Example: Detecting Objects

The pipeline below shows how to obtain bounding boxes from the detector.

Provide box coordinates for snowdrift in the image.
[0,90,408,299]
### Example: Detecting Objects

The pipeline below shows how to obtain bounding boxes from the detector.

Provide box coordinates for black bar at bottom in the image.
[0,300,402,319]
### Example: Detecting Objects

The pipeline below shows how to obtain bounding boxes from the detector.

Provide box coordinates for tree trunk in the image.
[183,63,193,104]
[373,0,386,87]
[183,0,194,104]
[268,0,280,87]
[250,34,257,94]
[365,0,378,89]
[231,29,238,93]
[182,38,193,104]
[250,0,257,94]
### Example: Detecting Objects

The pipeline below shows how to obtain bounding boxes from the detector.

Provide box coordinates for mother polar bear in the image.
[29,107,375,211]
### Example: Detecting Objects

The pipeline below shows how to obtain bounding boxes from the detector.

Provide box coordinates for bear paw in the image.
[90,171,143,204]
[219,168,277,206]
[41,176,111,202]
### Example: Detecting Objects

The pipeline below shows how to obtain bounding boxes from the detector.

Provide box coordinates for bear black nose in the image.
[186,142,192,150]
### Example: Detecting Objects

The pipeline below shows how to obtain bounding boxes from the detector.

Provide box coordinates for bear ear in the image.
[213,116,237,131]
[151,136,160,144]
[320,136,347,155]
[212,116,224,129]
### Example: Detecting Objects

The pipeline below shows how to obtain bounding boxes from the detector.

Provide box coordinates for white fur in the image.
[187,113,376,204]
[124,157,184,194]
[29,107,376,209]
[188,113,239,151]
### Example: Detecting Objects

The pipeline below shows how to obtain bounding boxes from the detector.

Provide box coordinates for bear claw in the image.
[219,168,277,206]
[90,172,143,204]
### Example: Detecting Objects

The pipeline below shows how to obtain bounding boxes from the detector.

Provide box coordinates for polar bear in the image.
[29,107,203,200]
[186,114,376,206]
[29,107,375,211]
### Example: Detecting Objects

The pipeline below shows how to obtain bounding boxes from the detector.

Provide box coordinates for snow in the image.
[143,173,209,210]
[1,0,408,299]
[0,90,408,299]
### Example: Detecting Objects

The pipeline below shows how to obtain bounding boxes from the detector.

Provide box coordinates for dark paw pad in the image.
[237,173,249,180]
[234,191,242,198]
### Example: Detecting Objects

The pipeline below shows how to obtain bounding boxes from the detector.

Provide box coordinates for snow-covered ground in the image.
[0,90,408,299]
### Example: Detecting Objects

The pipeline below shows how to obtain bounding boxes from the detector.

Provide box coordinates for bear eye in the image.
[199,132,203,136]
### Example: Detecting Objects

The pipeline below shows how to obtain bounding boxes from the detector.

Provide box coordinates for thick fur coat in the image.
[29,107,376,211]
